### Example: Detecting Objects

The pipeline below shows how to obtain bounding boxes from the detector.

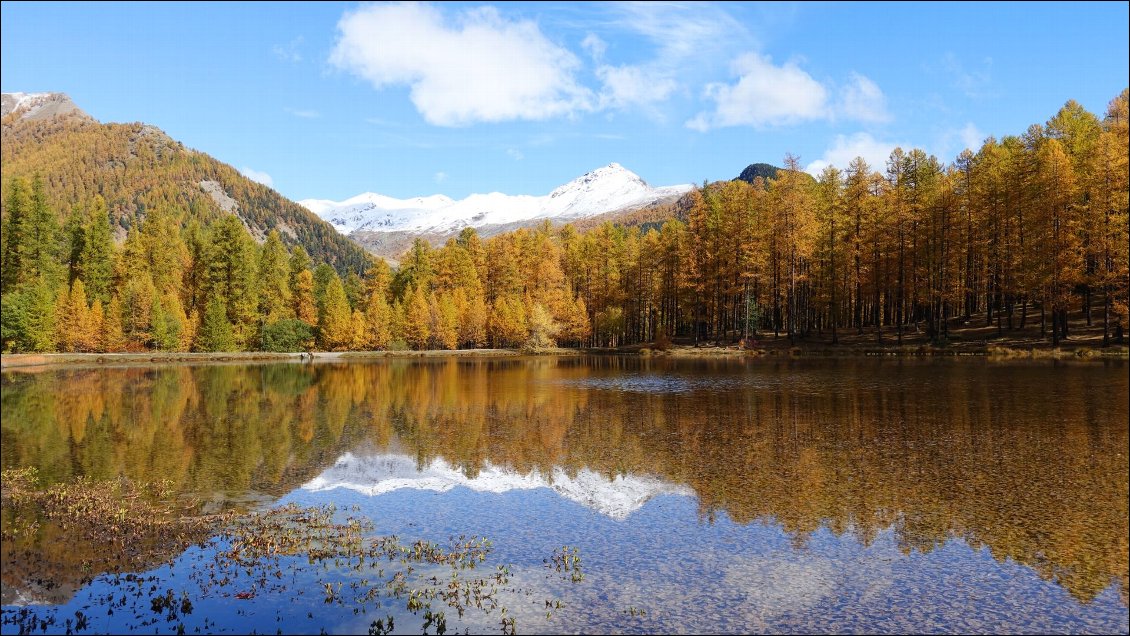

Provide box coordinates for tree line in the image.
[0,92,1126,353]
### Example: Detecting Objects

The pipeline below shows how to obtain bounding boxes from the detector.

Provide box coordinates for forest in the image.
[0,91,1126,353]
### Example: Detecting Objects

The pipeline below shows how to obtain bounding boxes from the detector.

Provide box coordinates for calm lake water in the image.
[2,356,1127,634]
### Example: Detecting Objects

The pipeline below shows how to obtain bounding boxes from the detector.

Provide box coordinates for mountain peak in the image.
[1,92,91,122]
[549,162,647,199]
[301,164,691,240]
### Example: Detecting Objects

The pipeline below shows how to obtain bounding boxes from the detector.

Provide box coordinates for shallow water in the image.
[2,357,1127,633]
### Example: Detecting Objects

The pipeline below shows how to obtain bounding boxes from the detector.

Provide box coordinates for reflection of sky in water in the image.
[556,374,757,394]
[6,466,1127,634]
[2,358,1126,633]
[550,365,902,395]
[279,454,1128,634]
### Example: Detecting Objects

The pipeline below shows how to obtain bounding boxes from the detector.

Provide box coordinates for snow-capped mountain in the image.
[302,452,695,521]
[1,92,89,121]
[300,163,692,236]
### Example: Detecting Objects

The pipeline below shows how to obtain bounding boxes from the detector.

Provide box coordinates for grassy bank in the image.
[632,342,1129,360]
[3,342,1126,370]
[0,348,580,370]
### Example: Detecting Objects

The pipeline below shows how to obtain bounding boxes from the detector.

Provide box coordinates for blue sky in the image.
[2,2,1127,202]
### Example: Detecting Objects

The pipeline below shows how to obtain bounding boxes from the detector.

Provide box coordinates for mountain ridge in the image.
[1,92,90,122]
[1,91,371,274]
[302,163,692,260]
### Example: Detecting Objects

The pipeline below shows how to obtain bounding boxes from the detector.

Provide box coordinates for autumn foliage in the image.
[1,92,1127,352]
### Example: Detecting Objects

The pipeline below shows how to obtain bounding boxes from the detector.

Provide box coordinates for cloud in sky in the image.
[580,33,606,62]
[605,2,751,68]
[596,64,678,111]
[434,171,448,183]
[959,122,985,151]
[506,148,524,161]
[592,2,751,113]
[328,3,892,133]
[272,36,304,63]
[941,52,993,99]
[330,3,594,126]
[804,132,907,176]
[285,107,320,119]
[687,53,829,130]
[240,167,274,187]
[837,73,890,123]
[688,54,893,131]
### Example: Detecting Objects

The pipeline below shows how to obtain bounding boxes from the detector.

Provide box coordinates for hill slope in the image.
[1,93,370,273]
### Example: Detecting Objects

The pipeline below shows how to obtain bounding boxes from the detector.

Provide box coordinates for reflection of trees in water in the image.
[1,359,1126,604]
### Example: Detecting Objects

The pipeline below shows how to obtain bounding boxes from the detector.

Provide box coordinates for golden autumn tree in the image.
[362,288,393,350]
[403,284,431,350]
[293,268,317,325]
[318,274,354,351]
[430,292,458,350]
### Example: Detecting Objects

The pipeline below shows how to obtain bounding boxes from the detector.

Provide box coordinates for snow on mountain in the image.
[302,452,695,521]
[300,163,691,236]
[1,92,89,121]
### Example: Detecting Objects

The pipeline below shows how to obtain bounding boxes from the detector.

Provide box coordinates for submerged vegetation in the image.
[1,469,590,635]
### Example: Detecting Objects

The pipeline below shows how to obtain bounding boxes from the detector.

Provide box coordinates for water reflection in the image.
[2,357,1127,611]
[304,452,694,520]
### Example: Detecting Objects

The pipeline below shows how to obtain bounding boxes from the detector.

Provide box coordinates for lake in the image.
[2,356,1127,634]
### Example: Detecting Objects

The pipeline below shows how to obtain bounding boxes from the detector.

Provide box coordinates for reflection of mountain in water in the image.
[303,452,695,521]
[3,357,1127,606]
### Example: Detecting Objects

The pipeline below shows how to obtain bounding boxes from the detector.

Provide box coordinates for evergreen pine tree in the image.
[1,177,29,292]
[198,296,236,352]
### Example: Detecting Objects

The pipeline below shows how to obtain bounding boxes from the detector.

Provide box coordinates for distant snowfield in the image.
[300,163,692,236]
[302,452,696,521]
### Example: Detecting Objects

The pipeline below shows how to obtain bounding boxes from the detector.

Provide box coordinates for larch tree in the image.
[362,288,392,350]
[293,268,318,325]
[258,230,294,323]
[403,284,432,350]
[318,273,354,351]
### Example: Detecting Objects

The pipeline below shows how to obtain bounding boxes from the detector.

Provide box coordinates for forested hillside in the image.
[1,92,1125,353]
[0,108,370,273]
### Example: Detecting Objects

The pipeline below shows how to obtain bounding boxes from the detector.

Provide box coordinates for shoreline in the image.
[2,342,1126,370]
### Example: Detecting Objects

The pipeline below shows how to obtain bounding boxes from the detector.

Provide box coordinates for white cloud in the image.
[932,122,987,161]
[607,2,751,67]
[285,107,320,119]
[688,54,894,131]
[837,73,890,123]
[506,148,524,161]
[592,3,752,114]
[581,33,606,62]
[959,122,984,152]
[240,167,274,188]
[330,3,594,126]
[688,53,829,130]
[273,36,304,63]
[804,133,907,176]
[596,64,678,110]
[433,171,448,183]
